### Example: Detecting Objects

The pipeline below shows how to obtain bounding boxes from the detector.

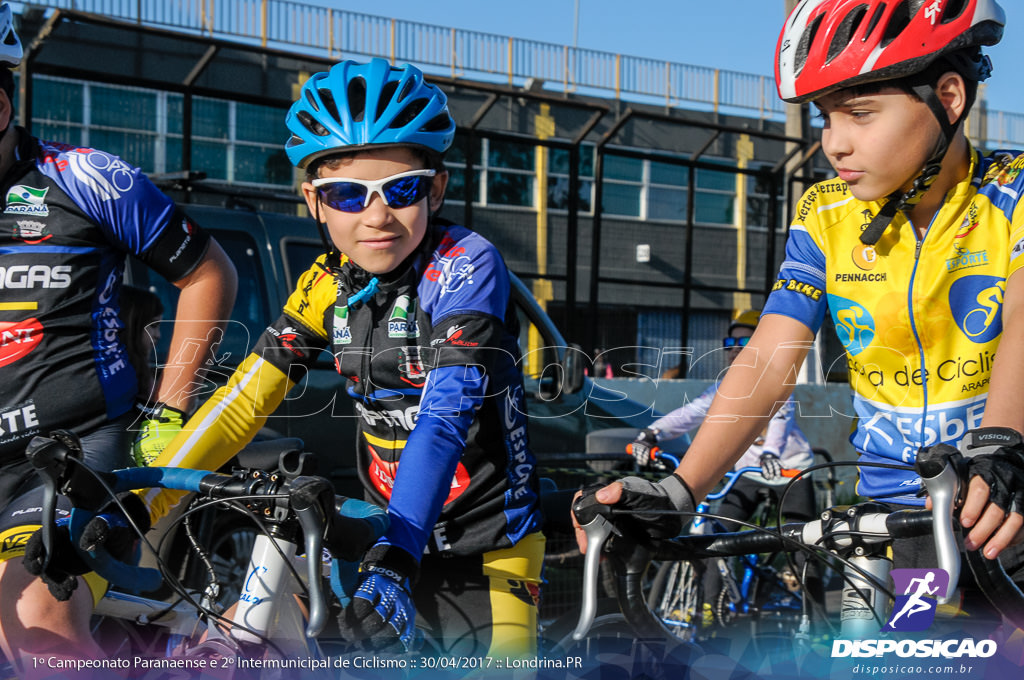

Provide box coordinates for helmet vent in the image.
[296,110,329,137]
[376,81,400,121]
[318,87,342,125]
[827,4,868,63]
[304,87,320,112]
[942,0,968,23]
[398,77,417,102]
[865,3,887,41]
[389,98,428,129]
[345,78,367,122]
[423,112,453,132]
[794,13,823,76]
[881,0,911,47]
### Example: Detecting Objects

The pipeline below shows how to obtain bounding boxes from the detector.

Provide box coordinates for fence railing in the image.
[18,0,1024,147]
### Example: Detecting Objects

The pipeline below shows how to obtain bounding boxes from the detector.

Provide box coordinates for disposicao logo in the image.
[831,567,998,660]
[883,568,949,632]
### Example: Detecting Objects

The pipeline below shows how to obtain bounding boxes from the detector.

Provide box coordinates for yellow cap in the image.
[728,308,761,333]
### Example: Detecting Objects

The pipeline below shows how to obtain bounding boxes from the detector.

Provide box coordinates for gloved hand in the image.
[759,452,783,481]
[606,473,696,541]
[132,402,185,466]
[626,428,661,467]
[22,517,91,601]
[77,492,152,564]
[958,427,1024,515]
[344,543,418,651]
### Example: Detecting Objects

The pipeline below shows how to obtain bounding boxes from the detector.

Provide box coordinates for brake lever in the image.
[25,433,77,573]
[916,444,962,603]
[290,476,333,638]
[571,492,619,640]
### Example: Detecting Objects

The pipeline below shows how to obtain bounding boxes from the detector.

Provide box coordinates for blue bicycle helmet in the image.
[285,58,456,169]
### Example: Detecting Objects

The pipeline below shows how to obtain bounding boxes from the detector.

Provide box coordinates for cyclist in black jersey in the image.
[135,58,545,657]
[0,3,238,674]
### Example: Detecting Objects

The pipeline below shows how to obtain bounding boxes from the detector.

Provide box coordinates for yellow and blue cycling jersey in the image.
[763,147,1024,503]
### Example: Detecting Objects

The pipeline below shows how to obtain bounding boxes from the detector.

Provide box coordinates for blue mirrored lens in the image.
[722,336,750,348]
[317,175,432,213]
[382,175,431,208]
[318,183,369,212]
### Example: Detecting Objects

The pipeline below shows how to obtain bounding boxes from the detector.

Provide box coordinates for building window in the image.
[27,75,290,187]
[547,145,594,212]
[445,135,536,208]
[486,139,534,207]
[602,155,644,217]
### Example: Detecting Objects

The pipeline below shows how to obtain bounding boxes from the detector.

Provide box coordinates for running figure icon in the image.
[883,569,950,632]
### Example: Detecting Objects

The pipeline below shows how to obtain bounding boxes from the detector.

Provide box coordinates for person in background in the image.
[628,309,823,624]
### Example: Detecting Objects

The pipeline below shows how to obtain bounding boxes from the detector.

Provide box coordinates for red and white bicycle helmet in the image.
[776,0,1005,103]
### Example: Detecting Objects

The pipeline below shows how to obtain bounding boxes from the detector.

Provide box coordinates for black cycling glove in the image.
[626,428,661,467]
[77,493,152,563]
[22,518,91,601]
[759,452,783,481]
[959,427,1024,516]
[613,473,696,540]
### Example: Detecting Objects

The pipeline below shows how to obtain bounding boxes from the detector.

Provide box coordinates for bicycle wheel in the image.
[646,559,705,641]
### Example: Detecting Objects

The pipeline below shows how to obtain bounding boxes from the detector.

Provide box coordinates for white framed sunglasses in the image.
[311,169,437,213]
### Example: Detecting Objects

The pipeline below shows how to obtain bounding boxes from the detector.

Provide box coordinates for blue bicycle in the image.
[645,461,811,644]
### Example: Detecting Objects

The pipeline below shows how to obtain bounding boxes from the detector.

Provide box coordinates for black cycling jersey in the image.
[0,129,210,464]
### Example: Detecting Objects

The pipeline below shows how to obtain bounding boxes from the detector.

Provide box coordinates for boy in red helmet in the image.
[577,0,1024,591]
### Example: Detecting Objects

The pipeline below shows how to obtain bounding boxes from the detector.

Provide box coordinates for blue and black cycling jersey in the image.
[0,129,210,464]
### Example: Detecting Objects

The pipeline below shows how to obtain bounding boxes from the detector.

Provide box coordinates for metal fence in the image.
[18,0,1024,146]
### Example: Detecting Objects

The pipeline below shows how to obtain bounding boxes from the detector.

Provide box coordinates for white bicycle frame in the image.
[94,532,323,659]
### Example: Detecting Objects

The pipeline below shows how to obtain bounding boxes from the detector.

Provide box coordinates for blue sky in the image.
[327,0,1024,116]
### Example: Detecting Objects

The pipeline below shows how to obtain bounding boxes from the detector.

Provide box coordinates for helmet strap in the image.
[313,200,341,269]
[859,82,957,247]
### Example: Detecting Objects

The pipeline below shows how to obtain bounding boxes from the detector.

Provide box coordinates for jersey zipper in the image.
[907,210,943,459]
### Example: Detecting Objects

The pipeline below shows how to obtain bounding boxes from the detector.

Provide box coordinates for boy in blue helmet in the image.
[136,58,544,657]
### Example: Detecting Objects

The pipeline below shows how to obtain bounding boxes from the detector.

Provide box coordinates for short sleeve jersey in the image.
[763,148,1024,503]
[0,131,209,464]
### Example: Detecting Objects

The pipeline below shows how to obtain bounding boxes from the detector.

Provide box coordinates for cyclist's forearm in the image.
[675,321,811,500]
[385,365,484,557]
[981,270,1024,433]
[156,241,238,412]
[138,353,294,523]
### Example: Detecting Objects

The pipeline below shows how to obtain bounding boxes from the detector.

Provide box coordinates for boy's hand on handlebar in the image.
[22,519,91,601]
[132,402,185,466]
[572,474,695,553]
[345,543,418,652]
[626,428,660,467]
[759,452,783,481]
[957,427,1024,557]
